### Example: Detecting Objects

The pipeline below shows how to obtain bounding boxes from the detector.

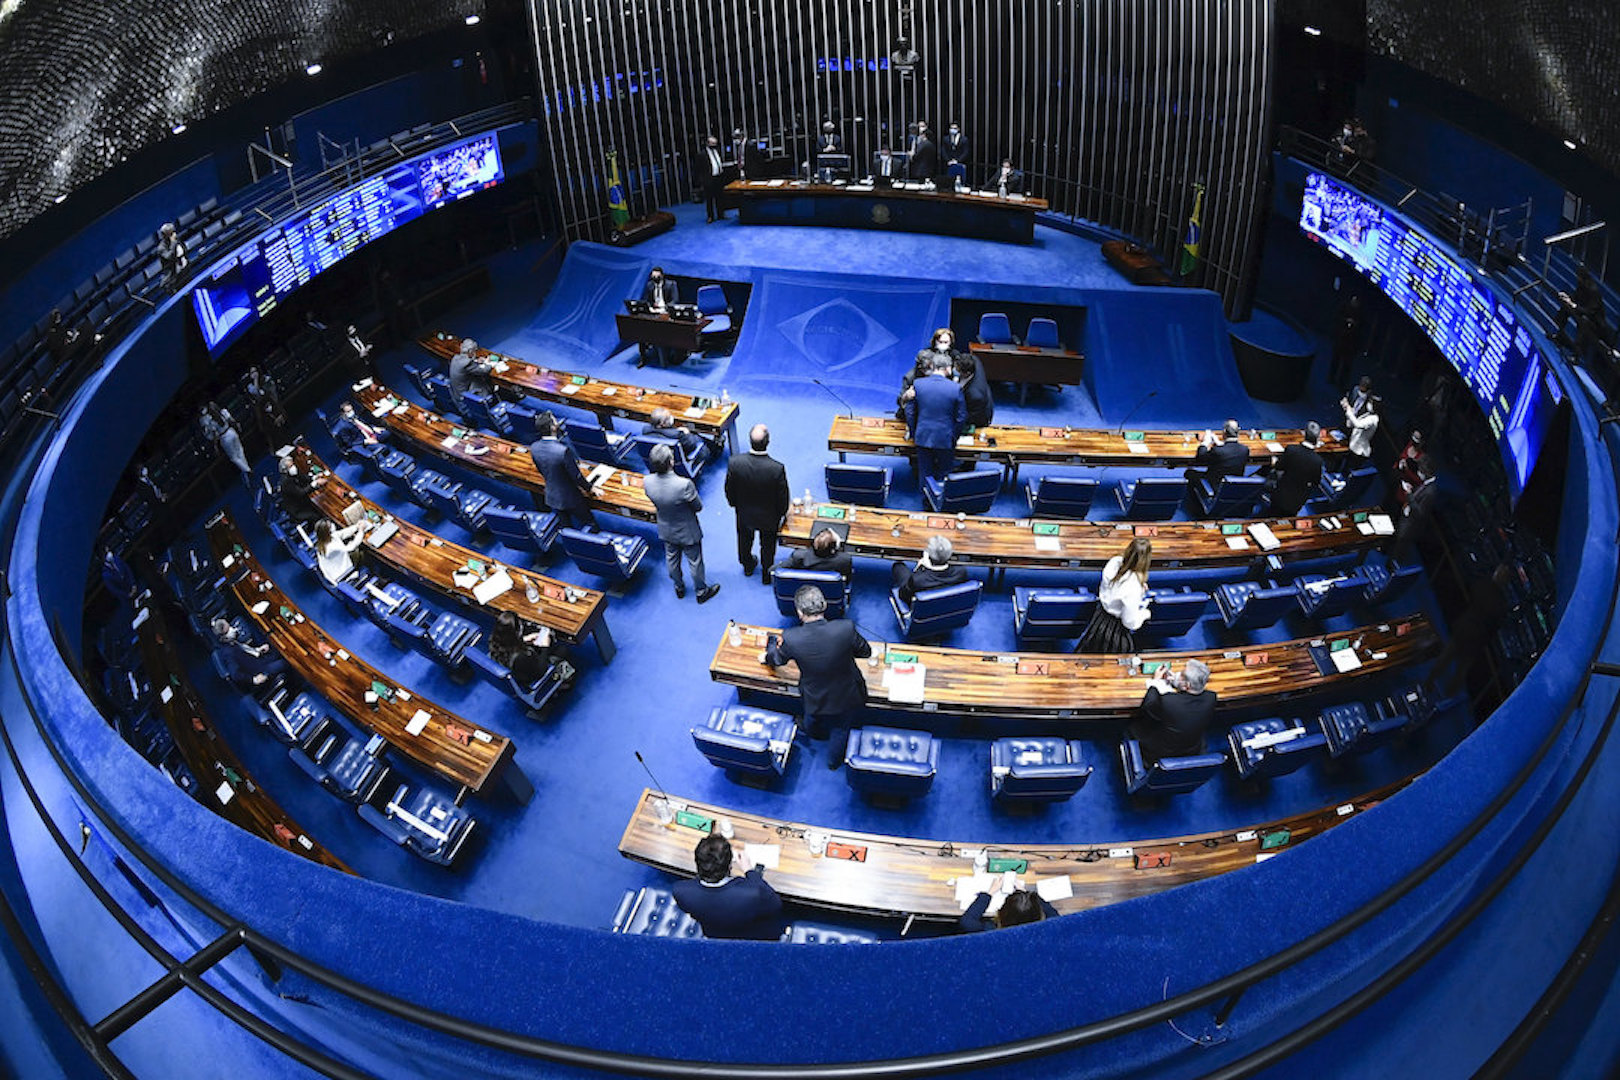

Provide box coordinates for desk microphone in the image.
[634,750,670,799]
[1115,389,1159,437]
[811,378,857,419]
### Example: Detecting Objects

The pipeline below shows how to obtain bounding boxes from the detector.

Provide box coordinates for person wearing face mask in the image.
[909,119,937,180]
[942,122,969,187]
[895,327,966,420]
[984,158,1024,196]
[699,133,730,223]
[638,267,680,367]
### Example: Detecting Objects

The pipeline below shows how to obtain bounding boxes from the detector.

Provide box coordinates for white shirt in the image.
[1343,406,1378,457]
[1098,556,1151,631]
[707,148,723,175]
[317,524,366,584]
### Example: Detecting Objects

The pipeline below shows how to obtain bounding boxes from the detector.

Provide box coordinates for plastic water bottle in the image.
[525,578,540,605]
[720,387,730,405]
[998,180,1008,199]
[728,619,743,648]
[804,487,814,512]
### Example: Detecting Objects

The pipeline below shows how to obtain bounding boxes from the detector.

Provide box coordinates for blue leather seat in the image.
[1115,476,1186,520]
[1119,739,1226,795]
[103,666,149,717]
[773,568,848,619]
[629,432,710,479]
[696,284,733,341]
[1295,570,1373,620]
[427,609,480,668]
[990,737,1092,804]
[1318,465,1378,507]
[364,581,433,650]
[977,312,1016,345]
[1318,701,1410,758]
[1193,474,1267,518]
[1024,317,1061,349]
[463,644,567,719]
[1380,683,1438,733]
[563,420,635,467]
[845,726,940,801]
[1025,475,1097,518]
[1226,718,1327,781]
[289,716,391,803]
[404,363,437,402]
[611,887,701,938]
[691,704,798,778]
[1012,587,1097,642]
[459,391,514,437]
[370,447,417,491]
[253,688,325,746]
[1136,587,1210,638]
[781,923,881,945]
[824,463,892,507]
[1214,580,1298,632]
[890,580,983,641]
[922,466,1002,515]
[559,528,648,584]
[483,503,559,555]
[425,371,459,415]
[404,466,454,510]
[1361,558,1423,606]
[359,782,477,866]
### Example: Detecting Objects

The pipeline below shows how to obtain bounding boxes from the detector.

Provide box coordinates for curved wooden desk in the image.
[727,180,1049,244]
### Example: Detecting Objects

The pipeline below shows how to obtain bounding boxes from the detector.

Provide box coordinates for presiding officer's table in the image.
[727,180,1049,244]
[206,512,527,801]
[619,780,1408,920]
[710,617,1437,725]
[968,341,1085,403]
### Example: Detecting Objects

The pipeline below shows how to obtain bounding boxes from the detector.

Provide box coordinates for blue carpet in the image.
[143,225,1464,935]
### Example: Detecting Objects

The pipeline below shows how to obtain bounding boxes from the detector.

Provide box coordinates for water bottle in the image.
[525,578,540,605]
[998,180,1008,199]
[720,387,730,405]
[804,487,814,512]
[728,619,743,648]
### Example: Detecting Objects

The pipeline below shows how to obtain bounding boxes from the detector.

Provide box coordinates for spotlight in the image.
[172,123,188,135]
[305,62,323,76]
[465,14,480,25]
[53,194,67,204]
[1563,139,1578,150]
[1303,25,1322,36]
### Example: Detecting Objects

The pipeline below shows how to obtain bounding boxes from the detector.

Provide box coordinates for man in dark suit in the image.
[344,325,377,381]
[986,159,1024,194]
[733,129,767,180]
[942,122,970,181]
[891,534,970,604]
[1392,457,1438,563]
[766,585,872,768]
[699,134,729,222]
[671,834,784,941]
[528,412,596,531]
[815,121,844,156]
[330,402,387,456]
[644,443,720,603]
[1267,421,1326,517]
[1125,659,1216,765]
[904,354,967,483]
[872,147,902,182]
[276,454,325,525]
[1185,419,1251,498]
[725,423,789,584]
[780,527,853,580]
[639,268,680,367]
[643,407,713,463]
[448,339,494,400]
[909,121,938,179]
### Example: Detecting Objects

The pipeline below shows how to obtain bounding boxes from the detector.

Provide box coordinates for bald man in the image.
[724,423,790,584]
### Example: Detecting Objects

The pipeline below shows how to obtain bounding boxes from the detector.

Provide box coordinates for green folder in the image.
[675,810,714,833]
[369,680,391,699]
[886,651,919,665]
[451,427,466,438]
[1221,523,1243,535]
[815,505,847,519]
[1260,829,1291,851]
[1330,638,1350,652]
[571,375,588,386]
[987,857,1029,874]
[1353,511,1369,523]
[1261,430,1277,440]
[1032,522,1061,535]
[1122,431,1146,441]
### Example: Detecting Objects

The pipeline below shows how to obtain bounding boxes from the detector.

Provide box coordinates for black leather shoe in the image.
[826,756,843,770]
[696,584,721,604]
[742,561,757,577]
[760,570,773,585]
[674,583,686,599]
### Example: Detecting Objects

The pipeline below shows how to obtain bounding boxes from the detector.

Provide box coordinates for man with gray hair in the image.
[891,534,970,604]
[643,442,720,603]
[724,423,789,583]
[1185,418,1251,494]
[1266,421,1326,517]
[448,338,494,399]
[765,585,872,769]
[1125,658,1215,765]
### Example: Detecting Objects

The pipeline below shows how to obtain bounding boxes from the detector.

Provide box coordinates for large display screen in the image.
[1301,172,1560,497]
[193,134,503,354]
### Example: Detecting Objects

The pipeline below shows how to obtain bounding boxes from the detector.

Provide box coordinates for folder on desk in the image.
[405,710,431,736]
[1247,522,1280,551]
[473,571,514,605]
[586,464,615,487]
[884,662,928,704]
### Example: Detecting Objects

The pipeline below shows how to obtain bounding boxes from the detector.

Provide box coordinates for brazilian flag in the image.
[1180,182,1205,276]
[607,151,630,229]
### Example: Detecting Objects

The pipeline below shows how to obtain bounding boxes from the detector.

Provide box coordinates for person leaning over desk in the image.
[672,834,784,941]
[1077,538,1153,654]
[959,880,1058,933]
[314,518,367,585]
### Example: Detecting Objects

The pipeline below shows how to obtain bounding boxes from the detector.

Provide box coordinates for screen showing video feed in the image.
[415,133,504,210]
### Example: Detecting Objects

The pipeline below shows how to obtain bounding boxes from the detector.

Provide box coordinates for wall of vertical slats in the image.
[526,0,1273,314]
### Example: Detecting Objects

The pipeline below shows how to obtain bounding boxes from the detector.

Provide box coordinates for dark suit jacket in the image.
[1127,686,1216,764]
[1269,442,1324,516]
[642,421,704,461]
[448,353,491,399]
[698,145,729,192]
[725,450,790,532]
[958,891,1059,933]
[278,473,321,524]
[958,356,994,427]
[896,562,970,605]
[528,437,592,512]
[816,133,844,155]
[873,153,903,179]
[766,618,871,717]
[671,868,784,941]
[781,545,853,579]
[331,414,383,453]
[985,166,1024,193]
[642,277,679,310]
[909,136,938,179]
[739,141,769,180]
[942,133,970,165]
[905,373,967,450]
[1192,439,1251,484]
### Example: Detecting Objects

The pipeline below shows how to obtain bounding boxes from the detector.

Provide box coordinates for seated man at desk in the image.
[985,158,1024,195]
[1125,658,1215,765]
[1185,419,1251,492]
[780,527,853,580]
[276,454,326,525]
[637,267,681,367]
[643,406,716,461]
[891,535,970,604]
[448,338,496,400]
[872,146,904,183]
[672,834,784,941]
[210,617,291,687]
[330,401,388,454]
[960,881,1058,933]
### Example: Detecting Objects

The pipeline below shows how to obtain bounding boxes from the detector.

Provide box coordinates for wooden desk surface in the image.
[131,601,351,873]
[619,781,1408,920]
[710,616,1437,722]
[777,501,1384,570]
[417,331,740,441]
[829,415,1349,468]
[205,512,513,794]
[293,447,607,644]
[968,342,1082,360]
[726,179,1051,213]
[355,383,658,523]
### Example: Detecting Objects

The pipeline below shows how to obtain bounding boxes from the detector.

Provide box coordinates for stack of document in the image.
[473,570,514,605]
[883,662,928,704]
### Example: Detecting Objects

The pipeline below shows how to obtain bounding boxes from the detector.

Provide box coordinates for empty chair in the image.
[370,447,417,490]
[1317,465,1378,507]
[629,432,710,479]
[611,886,701,938]
[359,781,477,866]
[1024,317,1061,349]
[1361,557,1423,606]
[695,284,733,346]
[890,580,983,641]
[1135,587,1210,639]
[1226,718,1328,781]
[922,466,1002,515]
[558,527,648,584]
[1025,475,1097,518]
[405,466,455,511]
[691,704,798,779]
[844,726,940,801]
[773,568,848,619]
[426,609,480,668]
[1114,476,1187,520]
[460,391,518,438]
[1193,474,1268,518]
[1119,739,1226,796]
[1012,587,1097,643]
[824,463,892,507]
[990,737,1092,804]
[977,313,1016,345]
[404,363,437,401]
[253,688,325,746]
[421,475,495,533]
[425,373,459,415]
[780,923,881,945]
[563,420,636,466]
[483,503,559,554]
[1295,570,1373,621]
[1317,701,1410,759]
[1214,580,1299,632]
[289,717,391,803]
[364,581,433,650]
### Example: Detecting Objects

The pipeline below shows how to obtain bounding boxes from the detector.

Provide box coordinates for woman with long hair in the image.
[1076,537,1153,653]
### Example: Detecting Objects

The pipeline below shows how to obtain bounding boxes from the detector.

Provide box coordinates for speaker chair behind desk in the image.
[773,568,848,619]
[1024,317,1062,350]
[824,463,892,507]
[922,466,1003,515]
[990,737,1093,805]
[1227,718,1328,782]
[628,431,712,480]
[482,503,560,556]
[1214,580,1298,632]
[1012,587,1098,643]
[691,704,799,780]
[695,285,734,353]
[359,780,477,867]
[977,313,1017,346]
[557,527,649,588]
[1192,474,1267,519]
[890,580,983,642]
[1114,476,1187,521]
[1119,739,1226,796]
[1025,475,1098,519]
[288,715,391,804]
[564,419,636,467]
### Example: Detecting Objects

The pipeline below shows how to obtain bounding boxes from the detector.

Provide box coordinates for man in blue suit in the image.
[330,402,386,455]
[903,354,967,484]
[528,412,595,530]
[766,585,872,769]
[672,834,783,940]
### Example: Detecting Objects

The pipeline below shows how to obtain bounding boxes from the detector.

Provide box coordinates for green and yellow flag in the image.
[607,151,630,229]
[1180,182,1205,276]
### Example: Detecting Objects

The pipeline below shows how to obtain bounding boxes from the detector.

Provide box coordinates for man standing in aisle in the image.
[725,423,790,584]
[645,444,720,603]
[904,354,967,484]
[699,133,729,223]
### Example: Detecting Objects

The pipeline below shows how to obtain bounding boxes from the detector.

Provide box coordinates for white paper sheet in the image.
[743,843,781,869]
[405,710,431,736]
[1035,876,1074,902]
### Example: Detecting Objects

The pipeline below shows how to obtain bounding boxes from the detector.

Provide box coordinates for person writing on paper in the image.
[672,834,784,940]
[1077,538,1152,653]
[765,585,871,770]
[779,527,853,580]
[1185,419,1251,494]
[1266,421,1325,517]
[891,534,969,605]
[1340,392,1380,473]
[959,882,1058,933]
[1125,658,1215,765]
[314,518,367,585]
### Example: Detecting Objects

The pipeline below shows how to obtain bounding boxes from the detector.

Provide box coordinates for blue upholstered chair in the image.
[483,503,559,555]
[696,284,733,351]
[1295,570,1373,620]
[1379,683,1439,733]
[404,363,437,403]
[1012,587,1097,643]
[1226,718,1328,782]
[460,391,517,437]
[1317,701,1410,758]
[611,887,701,938]
[253,688,325,746]
[773,568,848,619]
[359,782,477,866]
[1136,587,1210,639]
[1317,465,1378,507]
[922,466,1002,515]
[563,420,635,467]
[1214,580,1299,632]
[990,737,1092,804]
[463,644,568,719]
[1118,739,1226,795]
[426,609,480,669]
[844,726,940,801]
[780,923,882,945]
[1192,474,1267,518]
[977,312,1016,345]
[824,463,892,507]
[289,716,391,804]
[1361,558,1423,606]
[422,477,495,533]
[691,704,798,779]
[404,466,454,510]
[1025,475,1097,518]
[558,528,648,585]
[629,432,711,480]
[890,580,983,641]
[370,447,417,490]
[424,372,459,416]
[1024,317,1061,349]
[1114,477,1186,520]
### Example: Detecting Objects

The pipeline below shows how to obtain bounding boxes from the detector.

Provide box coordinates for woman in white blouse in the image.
[1077,538,1153,653]
[314,518,367,584]
[1340,392,1380,472]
